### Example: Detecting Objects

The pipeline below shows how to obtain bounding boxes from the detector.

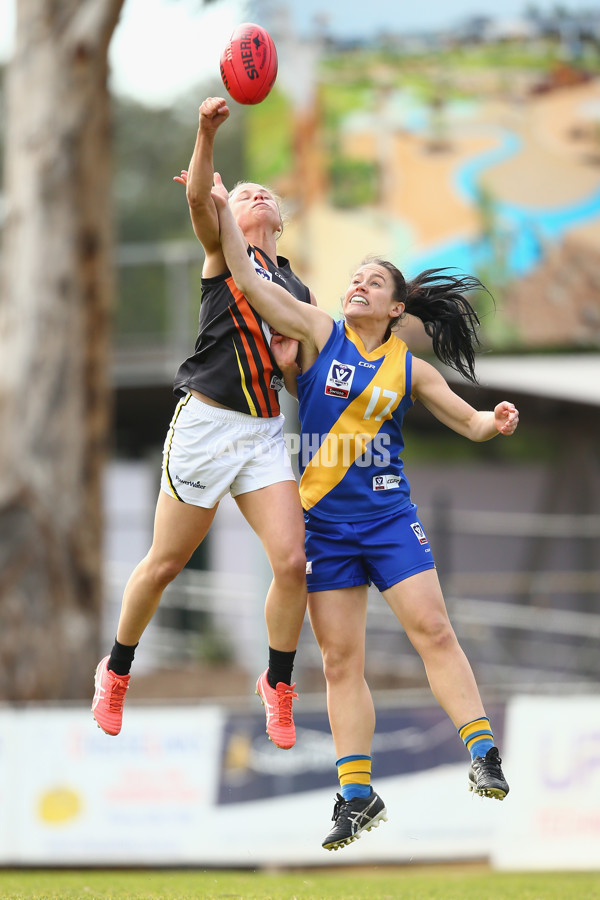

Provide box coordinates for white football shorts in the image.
[161,393,296,508]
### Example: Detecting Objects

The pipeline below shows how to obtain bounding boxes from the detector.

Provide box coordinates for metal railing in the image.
[105,501,600,696]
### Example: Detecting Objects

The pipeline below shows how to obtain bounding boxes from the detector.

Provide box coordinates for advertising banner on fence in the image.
[0,706,224,865]
[492,695,600,871]
[0,701,508,866]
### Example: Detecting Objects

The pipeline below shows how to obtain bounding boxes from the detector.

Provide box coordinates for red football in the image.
[220,23,278,105]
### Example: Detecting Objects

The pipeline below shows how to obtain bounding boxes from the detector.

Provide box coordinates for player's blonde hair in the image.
[228,181,287,239]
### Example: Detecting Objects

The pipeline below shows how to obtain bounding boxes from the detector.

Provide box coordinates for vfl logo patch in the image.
[410,522,429,545]
[325,360,355,398]
[372,474,401,491]
[252,262,273,281]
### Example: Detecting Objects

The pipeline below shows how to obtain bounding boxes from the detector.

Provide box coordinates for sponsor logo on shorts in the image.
[372,473,401,491]
[325,360,355,398]
[306,561,312,574]
[410,522,429,545]
[175,475,206,489]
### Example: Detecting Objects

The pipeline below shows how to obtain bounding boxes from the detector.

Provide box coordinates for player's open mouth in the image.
[349,295,368,305]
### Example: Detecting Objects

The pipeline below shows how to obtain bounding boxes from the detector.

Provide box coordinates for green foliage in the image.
[469,186,522,350]
[322,36,600,99]
[329,155,379,208]
[112,99,195,243]
[245,88,293,185]
[317,81,379,208]
[442,40,567,71]
[114,265,167,340]
[403,416,560,464]
[112,79,244,243]
[111,81,244,343]
[319,79,374,131]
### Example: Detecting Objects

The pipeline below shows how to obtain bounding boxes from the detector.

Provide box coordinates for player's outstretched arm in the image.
[212,173,332,349]
[180,97,230,272]
[412,357,519,441]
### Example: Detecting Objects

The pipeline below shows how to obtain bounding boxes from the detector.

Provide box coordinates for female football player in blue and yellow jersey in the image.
[92,98,315,751]
[211,172,519,851]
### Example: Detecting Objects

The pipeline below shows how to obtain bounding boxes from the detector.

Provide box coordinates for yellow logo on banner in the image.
[37,787,82,824]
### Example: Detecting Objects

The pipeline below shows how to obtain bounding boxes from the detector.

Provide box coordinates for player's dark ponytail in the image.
[404,267,488,383]
[365,258,489,384]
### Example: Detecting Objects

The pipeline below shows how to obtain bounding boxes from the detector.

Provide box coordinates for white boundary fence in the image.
[0,695,598,868]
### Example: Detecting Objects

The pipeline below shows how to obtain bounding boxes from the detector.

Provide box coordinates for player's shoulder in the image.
[411,355,442,384]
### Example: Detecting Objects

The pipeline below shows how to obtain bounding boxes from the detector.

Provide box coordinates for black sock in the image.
[267,647,296,689]
[108,638,138,676]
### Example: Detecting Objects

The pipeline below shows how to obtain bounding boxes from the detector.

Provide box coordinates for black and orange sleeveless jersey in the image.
[173,246,311,417]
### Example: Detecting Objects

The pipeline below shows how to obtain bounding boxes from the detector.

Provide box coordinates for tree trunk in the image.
[0,0,125,700]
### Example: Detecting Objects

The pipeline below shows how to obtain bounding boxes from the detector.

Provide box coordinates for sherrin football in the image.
[220,23,278,105]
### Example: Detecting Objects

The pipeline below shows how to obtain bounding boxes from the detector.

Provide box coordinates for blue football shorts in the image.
[304,502,436,594]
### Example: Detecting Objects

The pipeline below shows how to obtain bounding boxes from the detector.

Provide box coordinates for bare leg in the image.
[308,585,374,758]
[383,568,486,728]
[116,490,218,645]
[235,480,307,651]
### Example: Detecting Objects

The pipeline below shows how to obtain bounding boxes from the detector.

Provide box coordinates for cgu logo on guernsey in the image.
[325,360,355,398]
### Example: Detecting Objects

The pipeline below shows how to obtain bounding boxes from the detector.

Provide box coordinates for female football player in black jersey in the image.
[93,98,314,751]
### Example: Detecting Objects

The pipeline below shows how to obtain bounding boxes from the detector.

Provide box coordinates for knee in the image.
[143,554,185,590]
[322,645,361,686]
[288,547,308,584]
[272,545,307,587]
[414,616,457,654]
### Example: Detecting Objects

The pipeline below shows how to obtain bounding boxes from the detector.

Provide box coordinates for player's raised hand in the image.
[495,401,519,435]
[173,169,188,186]
[211,171,229,207]
[199,96,230,134]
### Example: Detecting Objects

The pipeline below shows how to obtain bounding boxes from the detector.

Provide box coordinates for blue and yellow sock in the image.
[459,717,494,760]
[337,755,372,801]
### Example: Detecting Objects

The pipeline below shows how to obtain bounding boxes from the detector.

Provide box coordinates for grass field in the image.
[0,865,599,900]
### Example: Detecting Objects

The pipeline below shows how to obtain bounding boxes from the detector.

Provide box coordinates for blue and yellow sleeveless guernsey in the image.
[173,246,311,417]
[297,320,414,522]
